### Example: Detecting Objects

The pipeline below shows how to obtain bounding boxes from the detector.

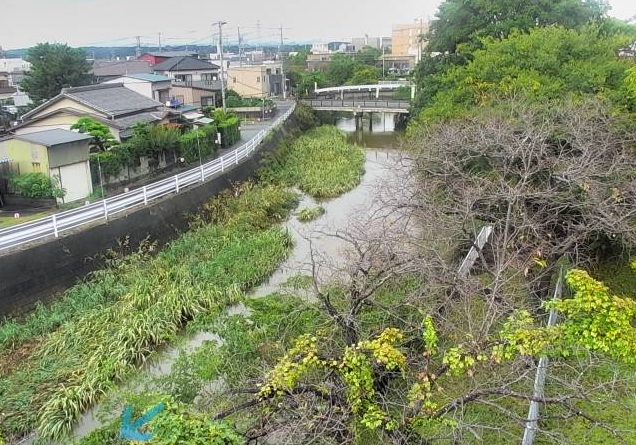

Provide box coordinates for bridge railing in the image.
[302,99,410,110]
[0,104,296,253]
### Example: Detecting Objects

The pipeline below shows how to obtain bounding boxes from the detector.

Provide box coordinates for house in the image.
[139,51,198,67]
[0,129,93,203]
[307,53,333,73]
[227,63,283,98]
[169,82,219,108]
[152,56,220,84]
[0,72,17,101]
[14,83,170,140]
[91,60,152,83]
[104,73,172,103]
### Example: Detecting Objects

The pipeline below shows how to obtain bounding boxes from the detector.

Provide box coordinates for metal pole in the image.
[175,175,180,193]
[522,273,562,445]
[279,25,286,99]
[197,133,204,181]
[96,155,105,199]
[217,21,228,112]
[143,186,148,205]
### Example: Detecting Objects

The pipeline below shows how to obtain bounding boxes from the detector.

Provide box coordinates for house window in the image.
[31,162,41,172]
[256,76,260,83]
[266,68,271,75]
[233,77,237,83]
[201,73,217,82]
[201,96,215,106]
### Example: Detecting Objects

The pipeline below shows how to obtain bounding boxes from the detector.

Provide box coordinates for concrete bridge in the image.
[300,99,410,114]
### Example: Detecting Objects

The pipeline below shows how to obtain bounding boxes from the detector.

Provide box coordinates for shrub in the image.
[214,110,241,147]
[10,173,65,199]
[297,206,325,222]
[179,128,216,163]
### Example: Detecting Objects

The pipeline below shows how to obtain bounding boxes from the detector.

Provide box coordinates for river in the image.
[23,113,405,445]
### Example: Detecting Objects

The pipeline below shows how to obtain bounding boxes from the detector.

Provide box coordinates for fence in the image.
[302,99,410,111]
[0,104,295,252]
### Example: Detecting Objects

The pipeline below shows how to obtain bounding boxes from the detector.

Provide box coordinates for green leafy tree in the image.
[418,26,633,122]
[355,47,382,67]
[327,54,358,86]
[428,0,609,53]
[347,66,379,85]
[21,43,92,103]
[71,117,117,152]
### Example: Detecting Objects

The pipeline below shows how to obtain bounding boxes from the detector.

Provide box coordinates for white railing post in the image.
[103,200,108,221]
[221,156,225,172]
[235,149,239,164]
[143,186,148,205]
[200,165,205,182]
[175,175,180,193]
[52,214,59,238]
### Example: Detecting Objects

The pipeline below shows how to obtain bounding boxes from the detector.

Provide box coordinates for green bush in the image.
[10,173,65,199]
[179,128,216,163]
[214,110,241,147]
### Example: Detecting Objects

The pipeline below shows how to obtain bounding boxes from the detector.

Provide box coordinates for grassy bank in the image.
[0,184,297,441]
[261,125,365,199]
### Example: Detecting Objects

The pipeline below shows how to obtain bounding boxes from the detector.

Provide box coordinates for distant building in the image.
[138,51,199,66]
[91,60,152,83]
[0,129,94,203]
[152,56,220,84]
[392,20,429,61]
[227,63,283,98]
[0,72,17,101]
[307,53,333,73]
[104,73,172,104]
[15,83,170,140]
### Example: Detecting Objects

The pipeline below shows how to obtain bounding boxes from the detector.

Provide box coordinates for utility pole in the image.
[135,36,142,58]
[158,32,162,53]
[238,26,243,67]
[279,25,286,99]
[214,21,228,112]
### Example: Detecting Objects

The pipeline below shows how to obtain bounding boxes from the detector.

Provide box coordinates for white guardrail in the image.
[0,104,296,252]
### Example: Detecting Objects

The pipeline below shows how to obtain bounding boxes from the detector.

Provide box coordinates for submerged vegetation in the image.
[297,206,326,222]
[261,125,365,199]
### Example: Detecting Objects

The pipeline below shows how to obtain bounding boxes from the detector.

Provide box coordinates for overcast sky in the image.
[2,0,636,50]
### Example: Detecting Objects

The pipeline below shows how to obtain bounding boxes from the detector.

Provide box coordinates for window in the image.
[31,162,41,172]
[201,96,215,106]
[201,73,217,82]
[266,68,271,75]
[256,76,260,83]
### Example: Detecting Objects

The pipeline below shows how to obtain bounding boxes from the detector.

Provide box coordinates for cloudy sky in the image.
[2,0,636,49]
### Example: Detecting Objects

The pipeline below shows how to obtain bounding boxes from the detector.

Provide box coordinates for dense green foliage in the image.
[261,126,365,198]
[428,0,609,53]
[71,117,117,151]
[10,172,65,199]
[416,26,634,123]
[211,110,241,147]
[89,123,219,179]
[179,126,217,163]
[21,43,92,102]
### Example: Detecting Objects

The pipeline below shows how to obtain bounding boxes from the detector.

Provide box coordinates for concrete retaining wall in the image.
[0,114,301,317]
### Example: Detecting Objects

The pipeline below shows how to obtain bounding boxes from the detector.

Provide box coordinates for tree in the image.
[327,54,358,86]
[71,117,117,152]
[428,0,609,53]
[356,47,382,67]
[21,43,92,103]
[347,66,379,85]
[417,26,633,122]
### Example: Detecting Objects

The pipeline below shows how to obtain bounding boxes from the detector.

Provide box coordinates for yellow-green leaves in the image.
[547,269,636,364]
[422,315,439,356]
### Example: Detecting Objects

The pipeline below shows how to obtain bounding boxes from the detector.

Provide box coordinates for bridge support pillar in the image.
[369,112,373,132]
[354,112,363,131]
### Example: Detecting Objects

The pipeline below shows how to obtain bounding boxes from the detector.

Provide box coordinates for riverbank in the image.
[0,112,369,444]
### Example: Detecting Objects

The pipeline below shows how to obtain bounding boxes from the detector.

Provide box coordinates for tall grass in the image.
[0,185,297,441]
[261,126,365,199]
